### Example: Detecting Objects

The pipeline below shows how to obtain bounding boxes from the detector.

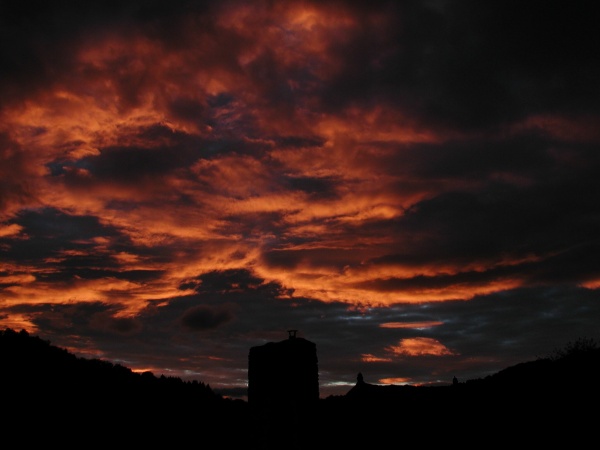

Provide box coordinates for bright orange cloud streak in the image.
[0,223,22,237]
[386,338,457,357]
[580,280,600,289]
[379,377,411,385]
[361,354,392,363]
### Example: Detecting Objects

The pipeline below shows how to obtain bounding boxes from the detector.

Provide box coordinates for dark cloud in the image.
[0,0,216,102]
[61,145,199,186]
[0,132,38,216]
[167,97,208,123]
[214,211,288,241]
[523,244,600,285]
[315,0,600,129]
[194,269,265,292]
[360,153,600,270]
[90,314,144,335]
[425,285,600,360]
[0,208,124,268]
[285,176,339,200]
[350,269,509,293]
[262,248,360,271]
[394,134,557,180]
[17,301,122,333]
[273,136,326,149]
[181,305,234,330]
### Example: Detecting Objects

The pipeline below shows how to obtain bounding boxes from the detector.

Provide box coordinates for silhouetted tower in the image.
[248,330,319,411]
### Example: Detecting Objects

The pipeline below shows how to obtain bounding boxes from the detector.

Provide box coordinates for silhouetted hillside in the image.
[2,328,598,449]
[1,327,219,400]
[316,338,599,448]
[1,328,250,446]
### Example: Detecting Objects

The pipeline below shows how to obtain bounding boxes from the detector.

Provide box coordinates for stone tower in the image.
[248,330,319,410]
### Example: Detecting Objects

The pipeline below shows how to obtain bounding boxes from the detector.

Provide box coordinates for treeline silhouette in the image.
[2,327,598,449]
[1,328,251,447]
[316,337,600,448]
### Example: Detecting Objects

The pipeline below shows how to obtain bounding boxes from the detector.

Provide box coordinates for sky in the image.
[1,0,599,400]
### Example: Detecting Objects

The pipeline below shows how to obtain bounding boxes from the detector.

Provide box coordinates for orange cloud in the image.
[385,337,457,357]
[361,353,392,363]
[379,377,411,385]
[580,280,600,289]
[0,223,23,237]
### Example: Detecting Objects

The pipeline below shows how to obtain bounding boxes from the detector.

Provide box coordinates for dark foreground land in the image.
[2,328,598,449]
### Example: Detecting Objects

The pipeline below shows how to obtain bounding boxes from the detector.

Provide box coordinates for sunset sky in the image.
[1,0,599,400]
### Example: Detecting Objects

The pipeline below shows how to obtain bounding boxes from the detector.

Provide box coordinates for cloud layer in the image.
[1,0,599,398]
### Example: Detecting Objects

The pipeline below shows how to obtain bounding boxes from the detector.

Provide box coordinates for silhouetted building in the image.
[248,330,319,411]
